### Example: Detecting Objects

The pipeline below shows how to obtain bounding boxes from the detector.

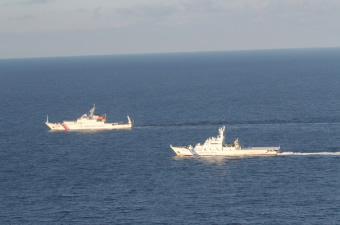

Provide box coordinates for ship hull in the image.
[170,146,279,156]
[46,122,132,130]
[170,126,279,156]
[46,105,133,130]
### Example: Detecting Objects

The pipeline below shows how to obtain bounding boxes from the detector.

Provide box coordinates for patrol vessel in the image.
[45,105,133,130]
[170,126,280,156]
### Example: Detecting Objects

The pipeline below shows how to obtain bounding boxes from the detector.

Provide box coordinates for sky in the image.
[1,0,340,59]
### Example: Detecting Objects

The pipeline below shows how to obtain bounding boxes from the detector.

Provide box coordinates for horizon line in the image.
[1,46,339,60]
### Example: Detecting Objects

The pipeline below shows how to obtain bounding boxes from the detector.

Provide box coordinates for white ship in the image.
[46,105,133,130]
[170,126,280,156]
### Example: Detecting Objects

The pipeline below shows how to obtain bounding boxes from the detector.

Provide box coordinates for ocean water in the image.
[1,48,340,224]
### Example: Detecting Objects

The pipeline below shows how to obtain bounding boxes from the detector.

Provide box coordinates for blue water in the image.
[1,48,340,224]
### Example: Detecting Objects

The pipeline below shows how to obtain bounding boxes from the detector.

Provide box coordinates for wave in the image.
[134,121,340,129]
[134,123,216,129]
[279,152,340,156]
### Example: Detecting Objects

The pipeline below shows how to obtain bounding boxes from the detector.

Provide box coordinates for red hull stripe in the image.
[61,124,68,130]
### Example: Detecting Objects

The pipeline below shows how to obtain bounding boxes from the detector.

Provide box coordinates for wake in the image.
[279,152,340,156]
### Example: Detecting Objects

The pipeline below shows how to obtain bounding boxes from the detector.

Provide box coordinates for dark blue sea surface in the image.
[1,48,340,224]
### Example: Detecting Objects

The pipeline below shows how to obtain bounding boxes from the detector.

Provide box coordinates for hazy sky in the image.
[1,0,340,59]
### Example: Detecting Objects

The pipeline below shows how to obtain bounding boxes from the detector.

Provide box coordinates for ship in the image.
[170,126,280,156]
[45,105,133,130]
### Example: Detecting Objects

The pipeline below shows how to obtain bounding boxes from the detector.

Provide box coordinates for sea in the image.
[1,48,340,224]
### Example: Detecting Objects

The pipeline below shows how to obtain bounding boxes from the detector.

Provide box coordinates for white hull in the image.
[170,146,279,156]
[46,105,133,130]
[46,121,132,130]
[170,126,280,156]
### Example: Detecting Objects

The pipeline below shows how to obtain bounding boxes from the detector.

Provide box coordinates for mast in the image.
[89,104,95,118]
[219,126,225,143]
